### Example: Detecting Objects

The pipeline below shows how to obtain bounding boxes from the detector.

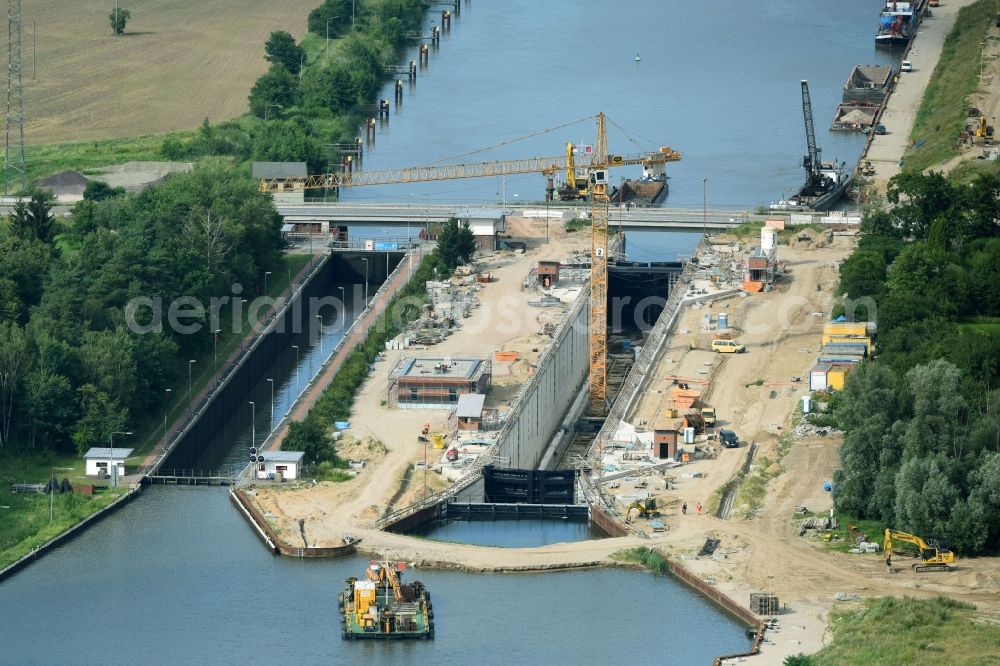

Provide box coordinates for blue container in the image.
[718,313,729,330]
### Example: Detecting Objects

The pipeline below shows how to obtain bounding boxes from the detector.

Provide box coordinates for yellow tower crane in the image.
[258,114,680,418]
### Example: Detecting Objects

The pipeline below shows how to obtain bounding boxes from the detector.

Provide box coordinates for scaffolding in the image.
[387,356,492,409]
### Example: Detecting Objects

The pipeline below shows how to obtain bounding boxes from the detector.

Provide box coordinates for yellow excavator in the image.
[884,529,956,572]
[624,498,659,523]
[558,142,589,200]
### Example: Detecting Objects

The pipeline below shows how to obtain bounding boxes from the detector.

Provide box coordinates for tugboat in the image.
[772,80,850,212]
[339,560,434,640]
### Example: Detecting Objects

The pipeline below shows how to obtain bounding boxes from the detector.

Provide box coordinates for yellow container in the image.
[822,335,871,351]
[826,364,855,390]
[823,323,868,337]
[431,434,445,449]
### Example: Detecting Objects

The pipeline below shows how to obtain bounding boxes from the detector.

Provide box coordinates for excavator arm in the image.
[884,529,955,571]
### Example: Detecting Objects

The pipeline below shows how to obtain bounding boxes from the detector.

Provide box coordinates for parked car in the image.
[719,429,740,448]
[712,339,746,353]
[874,124,887,135]
[901,60,912,72]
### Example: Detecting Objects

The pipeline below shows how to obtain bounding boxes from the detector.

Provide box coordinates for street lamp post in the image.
[109,431,133,487]
[317,314,324,356]
[362,257,369,305]
[249,401,256,451]
[702,177,708,236]
[292,345,300,395]
[188,359,196,416]
[213,329,221,386]
[266,378,275,432]
[338,287,346,330]
[163,388,172,446]
[264,270,272,297]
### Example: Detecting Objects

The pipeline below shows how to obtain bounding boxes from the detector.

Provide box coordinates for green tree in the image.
[109,6,131,35]
[248,64,298,119]
[436,217,476,271]
[251,120,325,173]
[83,180,125,202]
[24,370,75,451]
[264,31,305,75]
[832,362,902,517]
[783,656,814,666]
[308,0,350,36]
[0,322,28,449]
[71,384,126,454]
[300,64,355,113]
[282,416,334,464]
[10,190,56,245]
[0,232,53,323]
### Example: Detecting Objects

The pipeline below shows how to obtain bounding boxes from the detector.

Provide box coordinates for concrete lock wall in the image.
[494,292,589,468]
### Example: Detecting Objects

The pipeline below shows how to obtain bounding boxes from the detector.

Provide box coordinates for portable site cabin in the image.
[455,393,486,431]
[257,450,304,481]
[810,363,833,392]
[84,448,133,479]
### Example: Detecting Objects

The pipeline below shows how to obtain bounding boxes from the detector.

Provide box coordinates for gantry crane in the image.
[258,114,680,417]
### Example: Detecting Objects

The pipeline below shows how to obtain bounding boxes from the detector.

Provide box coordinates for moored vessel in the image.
[339,560,435,640]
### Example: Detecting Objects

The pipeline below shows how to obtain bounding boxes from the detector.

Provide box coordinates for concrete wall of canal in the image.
[160,252,400,469]
[493,289,590,469]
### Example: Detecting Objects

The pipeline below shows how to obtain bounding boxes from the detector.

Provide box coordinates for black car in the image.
[874,124,887,135]
[720,429,740,448]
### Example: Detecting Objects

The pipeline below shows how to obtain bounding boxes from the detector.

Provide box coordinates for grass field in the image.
[0,451,128,570]
[22,0,318,146]
[803,596,1000,665]
[905,0,996,172]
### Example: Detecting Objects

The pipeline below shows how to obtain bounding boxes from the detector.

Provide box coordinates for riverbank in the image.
[864,0,984,186]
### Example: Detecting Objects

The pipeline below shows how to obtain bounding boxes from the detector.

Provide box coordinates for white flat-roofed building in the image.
[258,450,305,481]
[83,448,134,478]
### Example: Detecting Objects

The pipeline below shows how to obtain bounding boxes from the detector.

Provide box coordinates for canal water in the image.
[1,0,899,658]
[177,279,365,472]
[350,0,896,209]
[0,487,748,664]
[411,518,597,547]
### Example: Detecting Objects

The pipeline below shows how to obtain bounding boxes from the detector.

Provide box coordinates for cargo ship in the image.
[609,176,668,206]
[875,0,922,47]
[339,560,435,640]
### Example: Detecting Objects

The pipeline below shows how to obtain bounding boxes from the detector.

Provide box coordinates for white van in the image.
[901,60,912,72]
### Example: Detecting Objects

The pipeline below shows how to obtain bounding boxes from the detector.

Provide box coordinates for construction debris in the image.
[792,421,842,439]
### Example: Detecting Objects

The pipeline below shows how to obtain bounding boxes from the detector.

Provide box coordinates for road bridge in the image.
[276,203,778,231]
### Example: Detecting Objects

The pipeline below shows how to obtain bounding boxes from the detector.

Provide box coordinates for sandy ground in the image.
[256,214,590,539]
[251,227,1000,665]
[23,0,316,144]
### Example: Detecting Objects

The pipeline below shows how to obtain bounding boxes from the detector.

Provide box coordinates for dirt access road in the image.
[24,0,316,144]
[255,216,591,542]
[866,0,981,184]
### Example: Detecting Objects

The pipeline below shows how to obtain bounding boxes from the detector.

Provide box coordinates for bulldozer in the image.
[624,498,659,523]
[884,529,956,572]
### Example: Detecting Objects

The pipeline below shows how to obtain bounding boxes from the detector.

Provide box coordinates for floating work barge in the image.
[339,560,435,640]
[610,178,668,206]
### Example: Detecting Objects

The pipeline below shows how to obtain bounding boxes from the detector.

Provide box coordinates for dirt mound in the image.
[36,170,89,188]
